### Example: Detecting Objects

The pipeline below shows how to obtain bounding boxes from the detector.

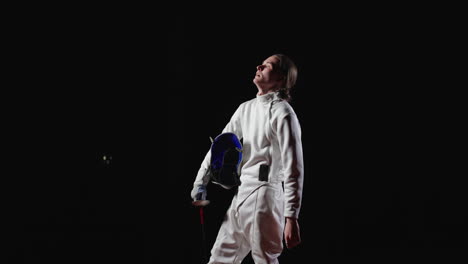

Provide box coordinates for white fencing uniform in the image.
[192,92,304,264]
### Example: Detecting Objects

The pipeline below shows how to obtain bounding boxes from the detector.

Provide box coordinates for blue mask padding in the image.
[210,133,242,170]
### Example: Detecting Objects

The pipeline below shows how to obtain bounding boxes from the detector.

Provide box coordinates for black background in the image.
[4,6,465,264]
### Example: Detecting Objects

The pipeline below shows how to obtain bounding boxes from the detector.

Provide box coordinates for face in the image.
[253,56,284,90]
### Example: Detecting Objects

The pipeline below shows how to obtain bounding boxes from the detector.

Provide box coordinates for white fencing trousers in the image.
[208,183,285,264]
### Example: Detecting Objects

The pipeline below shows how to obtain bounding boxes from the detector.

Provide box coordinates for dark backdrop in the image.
[4,8,465,264]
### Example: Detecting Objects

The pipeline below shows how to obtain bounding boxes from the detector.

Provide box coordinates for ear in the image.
[278,74,287,85]
[274,71,286,82]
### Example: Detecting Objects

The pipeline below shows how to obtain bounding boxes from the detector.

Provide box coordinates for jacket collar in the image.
[256,91,280,104]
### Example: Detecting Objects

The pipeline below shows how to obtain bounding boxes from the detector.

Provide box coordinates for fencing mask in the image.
[206,132,242,189]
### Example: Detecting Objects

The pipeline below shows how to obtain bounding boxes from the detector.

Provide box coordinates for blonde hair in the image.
[273,54,298,102]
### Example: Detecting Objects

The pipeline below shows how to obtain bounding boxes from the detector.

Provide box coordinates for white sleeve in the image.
[277,113,304,219]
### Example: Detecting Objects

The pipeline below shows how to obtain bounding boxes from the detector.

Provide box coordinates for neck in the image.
[257,85,279,96]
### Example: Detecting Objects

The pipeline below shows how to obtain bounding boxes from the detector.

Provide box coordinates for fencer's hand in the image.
[284,217,301,249]
[191,184,207,200]
[190,185,199,200]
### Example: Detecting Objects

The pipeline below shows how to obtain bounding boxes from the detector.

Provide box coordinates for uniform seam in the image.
[251,188,260,259]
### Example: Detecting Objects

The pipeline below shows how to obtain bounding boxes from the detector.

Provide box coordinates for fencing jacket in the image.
[193,91,304,219]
